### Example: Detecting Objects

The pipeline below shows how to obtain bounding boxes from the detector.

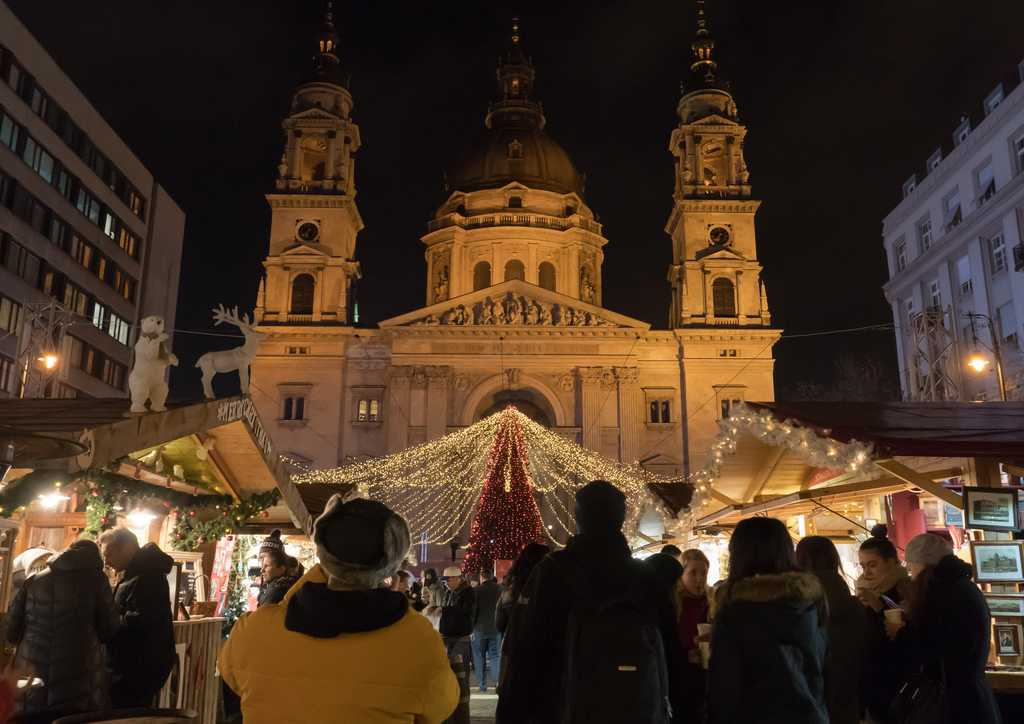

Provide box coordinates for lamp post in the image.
[965,311,1007,401]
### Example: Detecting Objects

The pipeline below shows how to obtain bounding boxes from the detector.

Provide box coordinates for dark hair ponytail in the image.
[859,524,899,562]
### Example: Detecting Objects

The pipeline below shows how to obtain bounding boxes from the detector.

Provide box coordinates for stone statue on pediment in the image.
[507,299,525,325]
[537,303,552,325]
[413,314,441,326]
[479,301,495,325]
[571,308,586,326]
[493,301,507,325]
[585,312,598,326]
[525,302,539,325]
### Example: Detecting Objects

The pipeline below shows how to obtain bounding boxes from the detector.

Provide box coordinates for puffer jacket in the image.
[6,544,121,720]
[257,570,302,608]
[108,542,176,703]
[706,571,829,724]
[220,565,459,724]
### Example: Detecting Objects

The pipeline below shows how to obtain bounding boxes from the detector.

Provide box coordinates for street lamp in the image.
[965,311,1007,401]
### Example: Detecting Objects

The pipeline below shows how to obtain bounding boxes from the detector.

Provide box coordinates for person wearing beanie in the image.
[220,495,459,724]
[497,480,690,724]
[882,534,1000,723]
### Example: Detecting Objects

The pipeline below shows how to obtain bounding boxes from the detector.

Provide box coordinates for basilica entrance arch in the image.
[463,373,567,428]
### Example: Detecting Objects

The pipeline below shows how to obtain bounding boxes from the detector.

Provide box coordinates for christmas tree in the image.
[462,406,546,573]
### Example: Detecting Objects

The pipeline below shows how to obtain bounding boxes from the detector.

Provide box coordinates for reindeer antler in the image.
[211,304,249,329]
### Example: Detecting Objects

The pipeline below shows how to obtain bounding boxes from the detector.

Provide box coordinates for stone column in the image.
[426,366,450,441]
[734,270,743,320]
[615,367,641,464]
[578,367,603,452]
[286,131,300,178]
[325,132,337,180]
[312,269,324,322]
[387,366,412,453]
[569,246,581,299]
[693,135,704,187]
[704,268,714,320]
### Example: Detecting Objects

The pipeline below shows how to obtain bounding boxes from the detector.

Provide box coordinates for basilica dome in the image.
[447,126,583,197]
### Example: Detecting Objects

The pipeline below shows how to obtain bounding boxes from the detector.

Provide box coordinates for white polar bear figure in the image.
[128,316,178,413]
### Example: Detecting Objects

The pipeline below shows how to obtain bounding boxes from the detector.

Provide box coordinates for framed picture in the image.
[994,624,1022,657]
[985,594,1024,617]
[963,487,1019,532]
[970,541,1024,583]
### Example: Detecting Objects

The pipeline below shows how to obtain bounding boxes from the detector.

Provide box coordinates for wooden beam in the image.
[709,487,740,506]
[874,459,963,509]
[695,504,742,527]
[743,446,787,503]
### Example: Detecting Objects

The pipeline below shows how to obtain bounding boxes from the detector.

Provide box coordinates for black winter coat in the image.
[813,570,870,724]
[473,579,502,635]
[108,542,176,703]
[706,571,829,724]
[6,545,121,720]
[439,581,477,639]
[496,530,689,724]
[892,554,1001,724]
[257,571,301,608]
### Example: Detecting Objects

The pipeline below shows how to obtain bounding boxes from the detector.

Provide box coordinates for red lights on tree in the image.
[462,406,545,574]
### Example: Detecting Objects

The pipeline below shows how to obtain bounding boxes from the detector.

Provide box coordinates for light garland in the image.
[690,402,874,518]
[292,407,690,547]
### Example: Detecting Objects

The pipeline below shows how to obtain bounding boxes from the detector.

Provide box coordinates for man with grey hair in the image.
[220,495,459,723]
[97,526,175,708]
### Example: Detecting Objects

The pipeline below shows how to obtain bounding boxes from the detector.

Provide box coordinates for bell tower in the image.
[665,1,769,330]
[256,4,362,325]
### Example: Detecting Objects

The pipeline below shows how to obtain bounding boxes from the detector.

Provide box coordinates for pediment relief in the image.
[280,242,331,257]
[689,113,739,128]
[407,291,620,328]
[695,245,745,262]
[289,107,342,122]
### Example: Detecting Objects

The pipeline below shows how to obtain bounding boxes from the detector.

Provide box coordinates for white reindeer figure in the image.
[196,305,267,399]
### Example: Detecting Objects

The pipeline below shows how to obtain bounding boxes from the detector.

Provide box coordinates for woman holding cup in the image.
[883,534,1000,723]
[705,517,829,724]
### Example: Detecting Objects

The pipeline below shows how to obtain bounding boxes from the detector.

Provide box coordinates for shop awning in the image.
[0,395,312,533]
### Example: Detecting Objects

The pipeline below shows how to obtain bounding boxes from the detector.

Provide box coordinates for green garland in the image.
[169,489,281,551]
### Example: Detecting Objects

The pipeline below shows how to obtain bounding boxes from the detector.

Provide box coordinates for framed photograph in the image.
[963,487,1019,532]
[970,541,1024,583]
[994,624,1022,657]
[985,594,1024,618]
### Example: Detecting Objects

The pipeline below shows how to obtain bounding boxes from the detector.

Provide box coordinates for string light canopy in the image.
[291,407,692,547]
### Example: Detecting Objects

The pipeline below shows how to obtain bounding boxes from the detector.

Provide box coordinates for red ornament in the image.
[176,533,183,540]
[91,490,99,498]
[164,500,172,508]
[189,510,196,517]
[222,510,229,516]
[198,536,205,543]
[100,517,108,525]
[172,510,180,518]
[261,511,269,517]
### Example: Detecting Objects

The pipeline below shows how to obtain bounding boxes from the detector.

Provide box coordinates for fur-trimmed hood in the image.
[716,571,825,609]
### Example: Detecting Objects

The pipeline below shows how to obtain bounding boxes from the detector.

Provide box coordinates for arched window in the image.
[538,262,556,291]
[283,397,294,420]
[504,259,525,281]
[369,400,379,421]
[712,278,736,317]
[473,261,491,291]
[291,274,315,314]
[294,397,305,420]
[358,400,367,421]
[312,162,325,181]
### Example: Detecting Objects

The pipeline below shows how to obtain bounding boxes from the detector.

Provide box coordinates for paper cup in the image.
[697,623,712,636]
[884,608,902,624]
[700,642,710,669]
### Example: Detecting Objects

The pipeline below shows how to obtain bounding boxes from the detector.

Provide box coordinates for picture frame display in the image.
[970,541,1024,584]
[963,487,1020,533]
[985,594,1024,618]
[994,623,1022,657]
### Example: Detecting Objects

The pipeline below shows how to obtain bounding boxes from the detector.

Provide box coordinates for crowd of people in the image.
[0,478,1005,724]
[3,527,175,724]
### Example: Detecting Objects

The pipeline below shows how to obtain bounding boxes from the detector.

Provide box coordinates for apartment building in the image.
[882,60,1024,401]
[0,2,184,398]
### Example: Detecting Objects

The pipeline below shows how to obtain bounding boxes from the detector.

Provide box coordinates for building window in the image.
[0,113,18,152]
[100,358,124,389]
[357,399,367,421]
[538,261,556,291]
[942,192,961,231]
[975,163,995,207]
[649,399,671,423]
[986,91,1003,115]
[504,259,525,281]
[929,279,942,309]
[903,177,916,198]
[0,354,14,394]
[918,219,932,252]
[286,346,310,355]
[2,238,41,288]
[895,241,908,271]
[473,261,491,291]
[1015,134,1024,174]
[369,399,379,421]
[0,296,23,334]
[283,397,293,419]
[290,273,315,314]
[990,233,1008,274]
[956,255,972,296]
[508,197,522,208]
[712,278,736,317]
[283,397,305,420]
[998,302,1018,345]
[906,298,915,319]
[720,397,744,419]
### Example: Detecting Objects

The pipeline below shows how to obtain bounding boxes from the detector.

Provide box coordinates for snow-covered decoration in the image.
[128,316,178,413]
[689,402,874,513]
[196,305,267,399]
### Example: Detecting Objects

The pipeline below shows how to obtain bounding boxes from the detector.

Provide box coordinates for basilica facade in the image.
[250,12,777,508]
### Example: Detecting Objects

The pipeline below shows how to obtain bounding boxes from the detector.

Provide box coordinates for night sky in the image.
[9,0,1024,398]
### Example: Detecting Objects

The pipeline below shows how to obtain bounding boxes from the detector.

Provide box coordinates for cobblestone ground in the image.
[468,668,497,721]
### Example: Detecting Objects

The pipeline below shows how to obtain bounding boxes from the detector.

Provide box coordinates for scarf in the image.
[855,563,910,598]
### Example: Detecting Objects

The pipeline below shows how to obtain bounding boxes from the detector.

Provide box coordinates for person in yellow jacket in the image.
[219,495,459,724]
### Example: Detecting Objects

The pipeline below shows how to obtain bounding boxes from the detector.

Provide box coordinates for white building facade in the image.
[250,14,777,557]
[883,60,1024,401]
[0,2,185,399]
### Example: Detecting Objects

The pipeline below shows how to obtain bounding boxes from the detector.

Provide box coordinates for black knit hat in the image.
[645,552,684,590]
[260,529,284,555]
[575,480,627,533]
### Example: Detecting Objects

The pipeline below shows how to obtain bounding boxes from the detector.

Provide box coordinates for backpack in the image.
[554,557,672,724]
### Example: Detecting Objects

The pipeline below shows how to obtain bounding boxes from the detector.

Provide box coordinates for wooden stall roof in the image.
[747,401,1024,458]
[0,395,312,534]
[296,483,357,520]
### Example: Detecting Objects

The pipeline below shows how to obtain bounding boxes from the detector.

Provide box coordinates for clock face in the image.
[297,222,319,242]
[709,226,731,246]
